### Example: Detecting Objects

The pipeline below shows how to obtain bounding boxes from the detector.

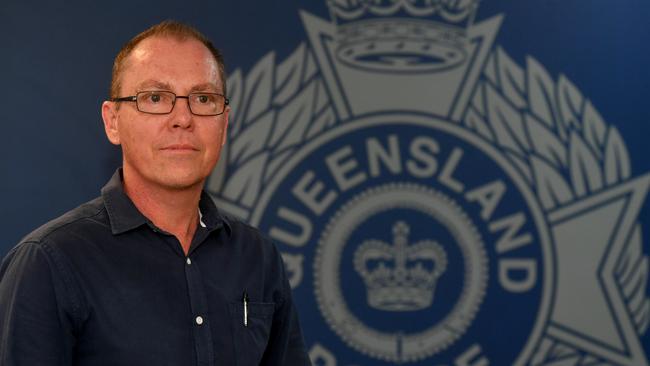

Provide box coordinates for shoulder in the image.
[17,196,107,251]
[1,231,88,327]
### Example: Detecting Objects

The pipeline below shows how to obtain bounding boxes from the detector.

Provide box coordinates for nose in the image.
[170,97,193,129]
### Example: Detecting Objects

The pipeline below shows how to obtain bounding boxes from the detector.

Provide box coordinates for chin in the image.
[155,171,207,191]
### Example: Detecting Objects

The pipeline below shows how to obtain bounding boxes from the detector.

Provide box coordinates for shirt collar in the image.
[101,168,232,236]
[197,189,232,235]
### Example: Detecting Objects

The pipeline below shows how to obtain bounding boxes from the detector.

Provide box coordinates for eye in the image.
[196,94,211,104]
[138,91,174,105]
[149,93,162,103]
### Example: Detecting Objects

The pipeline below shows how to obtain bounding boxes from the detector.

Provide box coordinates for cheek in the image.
[203,125,227,159]
[216,125,229,150]
[119,120,158,156]
[203,121,226,142]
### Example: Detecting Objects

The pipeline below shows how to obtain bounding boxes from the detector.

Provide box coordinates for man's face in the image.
[102,36,229,191]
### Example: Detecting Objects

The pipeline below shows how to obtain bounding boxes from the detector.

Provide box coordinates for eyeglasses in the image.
[111,91,229,116]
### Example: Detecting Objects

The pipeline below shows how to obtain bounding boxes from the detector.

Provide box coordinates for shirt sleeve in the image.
[260,248,312,366]
[0,241,80,366]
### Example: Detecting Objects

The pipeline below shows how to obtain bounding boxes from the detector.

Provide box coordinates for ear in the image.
[102,101,121,145]
[220,106,230,147]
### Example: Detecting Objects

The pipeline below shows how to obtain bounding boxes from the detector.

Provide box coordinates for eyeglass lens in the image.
[136,91,226,115]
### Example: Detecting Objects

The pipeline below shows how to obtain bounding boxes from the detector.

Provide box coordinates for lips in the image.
[161,144,199,151]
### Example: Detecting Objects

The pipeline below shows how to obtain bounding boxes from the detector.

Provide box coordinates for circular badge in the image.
[315,183,487,361]
[252,114,553,365]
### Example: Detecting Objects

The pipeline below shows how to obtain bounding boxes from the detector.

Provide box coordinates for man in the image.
[0,21,311,366]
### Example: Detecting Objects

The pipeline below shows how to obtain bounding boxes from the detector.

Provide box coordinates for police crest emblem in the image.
[207,1,650,364]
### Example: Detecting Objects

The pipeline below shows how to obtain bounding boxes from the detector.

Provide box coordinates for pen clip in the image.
[243,291,249,327]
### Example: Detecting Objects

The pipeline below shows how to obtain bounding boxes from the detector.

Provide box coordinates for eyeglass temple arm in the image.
[111,96,138,102]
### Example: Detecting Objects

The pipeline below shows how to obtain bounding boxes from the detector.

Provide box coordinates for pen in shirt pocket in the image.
[242,291,249,327]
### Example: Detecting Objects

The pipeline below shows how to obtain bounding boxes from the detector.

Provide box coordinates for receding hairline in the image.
[118,37,224,93]
[110,21,227,99]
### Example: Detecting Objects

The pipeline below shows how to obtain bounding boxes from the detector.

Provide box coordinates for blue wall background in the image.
[2,1,649,364]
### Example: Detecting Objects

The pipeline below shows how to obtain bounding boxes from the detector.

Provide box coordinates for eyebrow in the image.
[136,79,173,91]
[189,83,221,94]
[135,80,222,94]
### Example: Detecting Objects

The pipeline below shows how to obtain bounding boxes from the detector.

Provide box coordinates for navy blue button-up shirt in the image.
[0,170,311,366]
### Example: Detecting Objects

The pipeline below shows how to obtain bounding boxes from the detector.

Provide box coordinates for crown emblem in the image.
[354,221,448,311]
[327,0,480,72]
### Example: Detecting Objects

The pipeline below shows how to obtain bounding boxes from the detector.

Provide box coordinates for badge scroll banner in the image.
[207,1,650,365]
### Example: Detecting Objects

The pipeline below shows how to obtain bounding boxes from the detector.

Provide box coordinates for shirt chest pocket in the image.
[229,301,275,366]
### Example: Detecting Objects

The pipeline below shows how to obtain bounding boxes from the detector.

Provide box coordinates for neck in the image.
[121,168,203,255]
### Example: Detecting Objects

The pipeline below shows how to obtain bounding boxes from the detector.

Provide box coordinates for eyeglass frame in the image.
[110,90,230,116]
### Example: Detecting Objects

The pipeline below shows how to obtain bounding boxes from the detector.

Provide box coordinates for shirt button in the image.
[195,316,204,325]
[186,258,192,265]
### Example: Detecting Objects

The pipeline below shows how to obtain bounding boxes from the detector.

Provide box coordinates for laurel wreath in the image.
[207,42,649,358]
[463,47,649,363]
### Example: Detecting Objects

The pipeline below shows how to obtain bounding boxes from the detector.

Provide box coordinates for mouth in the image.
[160,144,200,153]
[161,144,199,151]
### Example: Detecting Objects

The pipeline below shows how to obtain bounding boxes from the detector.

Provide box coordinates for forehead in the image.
[121,36,221,92]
